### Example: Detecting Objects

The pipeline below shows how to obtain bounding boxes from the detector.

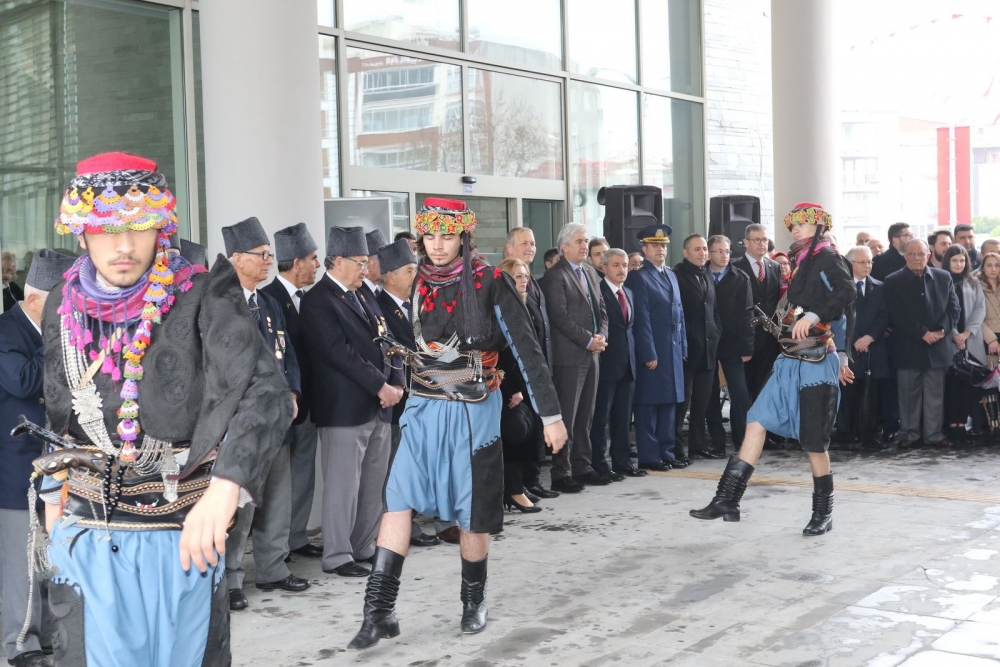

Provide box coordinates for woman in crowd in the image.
[942,244,986,443]
[771,251,791,298]
[979,252,1000,366]
[497,257,543,513]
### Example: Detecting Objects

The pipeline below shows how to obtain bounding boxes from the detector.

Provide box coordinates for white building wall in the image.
[703,0,775,230]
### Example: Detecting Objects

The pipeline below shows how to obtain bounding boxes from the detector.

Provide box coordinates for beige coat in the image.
[980,277,1000,365]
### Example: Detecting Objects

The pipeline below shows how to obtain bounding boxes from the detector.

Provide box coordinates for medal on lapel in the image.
[266,316,273,334]
[276,331,286,360]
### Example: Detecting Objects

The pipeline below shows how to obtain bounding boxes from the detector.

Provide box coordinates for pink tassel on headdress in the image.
[99,335,108,350]
[101,355,114,375]
[111,366,121,382]
[112,337,122,353]
[89,350,100,361]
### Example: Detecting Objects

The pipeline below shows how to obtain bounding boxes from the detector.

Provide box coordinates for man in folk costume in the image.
[35,153,292,666]
[690,203,856,535]
[348,199,567,649]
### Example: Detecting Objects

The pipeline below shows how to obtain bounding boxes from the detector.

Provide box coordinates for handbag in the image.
[949,349,991,386]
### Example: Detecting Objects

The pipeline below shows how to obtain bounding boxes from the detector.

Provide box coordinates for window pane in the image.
[1,0,188,296]
[643,94,706,264]
[346,48,464,173]
[320,36,340,197]
[569,82,639,232]
[353,190,410,237]
[567,0,637,84]
[318,0,335,27]
[468,69,563,180]
[467,0,562,70]
[640,0,703,95]
[342,0,459,51]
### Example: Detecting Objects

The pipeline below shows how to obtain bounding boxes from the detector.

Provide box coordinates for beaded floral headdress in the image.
[782,202,833,231]
[415,198,477,235]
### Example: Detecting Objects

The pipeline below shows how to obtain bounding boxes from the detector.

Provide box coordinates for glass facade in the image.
[319,36,340,197]
[1,0,203,294]
[467,0,563,70]
[567,0,638,84]
[342,0,460,51]
[640,0,704,95]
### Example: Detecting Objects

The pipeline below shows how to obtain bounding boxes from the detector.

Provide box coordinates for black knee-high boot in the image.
[460,556,488,634]
[347,547,405,650]
[689,455,754,521]
[802,473,834,536]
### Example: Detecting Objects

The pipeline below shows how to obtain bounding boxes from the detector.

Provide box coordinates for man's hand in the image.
[741,355,752,363]
[378,383,403,408]
[791,318,812,341]
[543,420,568,454]
[854,335,874,354]
[179,478,240,573]
[290,393,299,422]
[45,503,61,535]
[508,392,523,409]
[953,331,970,350]
[589,335,607,352]
[646,359,658,370]
[922,331,945,345]
[839,366,855,386]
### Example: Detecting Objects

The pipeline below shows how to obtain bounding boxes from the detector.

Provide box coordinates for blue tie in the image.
[856,280,864,299]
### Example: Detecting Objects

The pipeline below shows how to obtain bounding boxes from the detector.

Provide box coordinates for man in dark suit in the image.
[835,245,891,447]
[376,238,446,547]
[733,224,781,402]
[955,224,981,270]
[504,227,559,499]
[625,224,687,470]
[361,229,388,306]
[885,238,961,448]
[870,222,912,281]
[705,235,754,457]
[590,249,642,479]
[541,223,610,492]
[674,234,722,461]
[0,250,74,667]
[222,217,308,611]
[260,222,322,560]
[299,226,404,577]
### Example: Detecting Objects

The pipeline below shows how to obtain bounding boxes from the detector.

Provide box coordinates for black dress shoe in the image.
[667,459,689,469]
[614,466,648,477]
[290,543,324,558]
[526,484,560,499]
[256,574,311,592]
[897,439,921,449]
[437,526,462,544]
[503,496,543,513]
[551,477,585,493]
[524,488,541,503]
[606,471,625,482]
[572,471,611,486]
[410,531,441,547]
[638,461,671,472]
[325,561,371,577]
[229,588,249,611]
[10,651,50,667]
[698,450,727,459]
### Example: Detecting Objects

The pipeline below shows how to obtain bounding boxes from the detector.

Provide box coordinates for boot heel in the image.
[382,618,400,639]
[722,512,741,522]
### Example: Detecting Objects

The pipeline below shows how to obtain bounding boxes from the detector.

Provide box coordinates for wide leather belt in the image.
[63,463,213,531]
[779,328,831,363]
[410,354,495,403]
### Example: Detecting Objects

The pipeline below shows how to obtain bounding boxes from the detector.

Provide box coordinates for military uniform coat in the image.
[624,262,686,405]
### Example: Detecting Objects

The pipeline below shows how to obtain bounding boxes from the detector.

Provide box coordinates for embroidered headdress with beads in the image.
[415,198,477,236]
[782,202,833,232]
[55,152,177,236]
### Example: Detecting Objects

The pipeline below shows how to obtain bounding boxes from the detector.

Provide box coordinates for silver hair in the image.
[23,284,47,301]
[903,238,929,254]
[506,227,534,244]
[557,223,589,252]
[846,245,872,262]
[744,223,766,239]
[604,248,627,264]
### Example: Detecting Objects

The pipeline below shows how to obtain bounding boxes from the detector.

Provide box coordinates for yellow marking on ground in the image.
[648,469,1000,504]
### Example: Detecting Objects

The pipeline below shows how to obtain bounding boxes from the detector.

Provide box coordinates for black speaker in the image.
[600,185,664,255]
[709,195,760,259]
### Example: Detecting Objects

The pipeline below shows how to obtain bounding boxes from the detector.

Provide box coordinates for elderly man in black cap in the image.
[375,239,449,547]
[178,238,208,269]
[261,222,323,559]
[222,217,309,611]
[299,227,404,578]
[0,249,74,667]
[363,229,388,302]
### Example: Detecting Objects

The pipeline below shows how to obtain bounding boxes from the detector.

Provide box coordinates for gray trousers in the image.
[287,419,318,551]
[226,443,292,589]
[551,356,599,480]
[897,367,947,443]
[320,419,390,571]
[0,509,42,659]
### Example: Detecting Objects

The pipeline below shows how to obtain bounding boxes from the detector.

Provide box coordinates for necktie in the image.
[294,289,305,299]
[346,290,364,316]
[402,300,411,316]
[576,267,597,330]
[757,260,765,283]
[857,280,864,298]
[248,293,264,334]
[617,288,628,321]
[714,272,722,285]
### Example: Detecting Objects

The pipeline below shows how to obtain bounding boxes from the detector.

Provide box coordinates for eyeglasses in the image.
[745,237,768,244]
[709,249,732,255]
[343,257,369,269]
[897,232,914,241]
[851,260,873,266]
[512,274,529,281]
[243,250,273,261]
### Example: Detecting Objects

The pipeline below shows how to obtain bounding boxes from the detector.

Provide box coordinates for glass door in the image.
[522,199,564,276]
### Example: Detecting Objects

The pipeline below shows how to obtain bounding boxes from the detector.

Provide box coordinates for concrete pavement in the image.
[230,445,1000,666]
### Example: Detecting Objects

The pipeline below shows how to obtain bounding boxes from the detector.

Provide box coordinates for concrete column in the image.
[200,0,324,257]
[770,0,839,248]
